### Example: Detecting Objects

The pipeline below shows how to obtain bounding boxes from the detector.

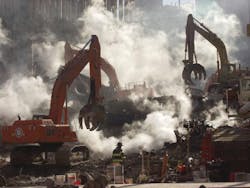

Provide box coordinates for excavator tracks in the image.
[10,145,42,166]
[55,143,89,166]
[10,143,89,166]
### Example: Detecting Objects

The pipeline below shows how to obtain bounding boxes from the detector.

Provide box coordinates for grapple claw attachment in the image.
[78,104,105,131]
[182,62,206,85]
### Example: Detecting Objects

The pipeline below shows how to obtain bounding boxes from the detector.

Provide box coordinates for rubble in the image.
[0,1,249,187]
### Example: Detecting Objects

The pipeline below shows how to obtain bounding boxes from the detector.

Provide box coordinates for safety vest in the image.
[112,149,124,164]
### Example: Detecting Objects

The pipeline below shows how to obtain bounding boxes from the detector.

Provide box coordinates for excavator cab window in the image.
[241,79,250,91]
[247,24,250,37]
[32,115,49,120]
[221,64,235,73]
[229,64,236,73]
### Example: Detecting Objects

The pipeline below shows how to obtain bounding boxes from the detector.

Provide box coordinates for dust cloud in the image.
[75,2,190,157]
[0,1,246,157]
[74,1,244,157]
[0,19,51,124]
[194,2,246,74]
[0,76,50,124]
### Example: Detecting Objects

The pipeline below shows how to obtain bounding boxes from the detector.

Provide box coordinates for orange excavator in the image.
[0,35,106,166]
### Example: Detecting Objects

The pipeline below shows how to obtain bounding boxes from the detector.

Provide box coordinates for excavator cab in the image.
[219,63,236,83]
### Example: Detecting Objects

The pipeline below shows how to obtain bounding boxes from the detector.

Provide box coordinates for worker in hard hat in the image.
[112,142,125,165]
[112,142,126,184]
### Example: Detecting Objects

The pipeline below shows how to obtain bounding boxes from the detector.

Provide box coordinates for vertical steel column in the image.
[122,0,125,21]
[117,0,119,20]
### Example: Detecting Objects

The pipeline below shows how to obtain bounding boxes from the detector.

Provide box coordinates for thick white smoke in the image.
[122,111,178,150]
[193,2,245,74]
[77,4,182,85]
[0,1,244,158]
[191,3,244,127]
[32,41,65,78]
[0,76,50,124]
[74,2,192,157]
[0,20,51,124]
[205,101,238,128]
[76,110,180,158]
[74,2,246,157]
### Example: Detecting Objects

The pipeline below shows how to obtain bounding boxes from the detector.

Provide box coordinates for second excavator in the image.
[182,14,250,117]
[0,35,107,166]
[182,14,237,86]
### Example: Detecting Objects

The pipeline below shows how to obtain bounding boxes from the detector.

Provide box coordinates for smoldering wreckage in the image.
[0,2,250,188]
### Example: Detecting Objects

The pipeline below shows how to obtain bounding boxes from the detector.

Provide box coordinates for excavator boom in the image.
[64,41,121,92]
[185,14,229,65]
[0,35,106,166]
[182,14,234,85]
[49,49,89,124]
[49,35,105,130]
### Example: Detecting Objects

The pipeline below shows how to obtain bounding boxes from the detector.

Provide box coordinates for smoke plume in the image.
[0,1,246,158]
[74,2,192,157]
[0,18,51,124]
[193,2,247,74]
[0,75,50,124]
[32,41,65,78]
[205,101,238,128]
[74,1,246,157]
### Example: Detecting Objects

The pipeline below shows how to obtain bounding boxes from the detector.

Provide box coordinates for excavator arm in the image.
[65,42,121,92]
[49,35,105,130]
[182,14,234,85]
[49,47,90,124]
[99,58,121,92]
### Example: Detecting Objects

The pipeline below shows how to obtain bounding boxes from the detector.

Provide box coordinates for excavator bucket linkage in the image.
[182,61,206,85]
[78,104,105,131]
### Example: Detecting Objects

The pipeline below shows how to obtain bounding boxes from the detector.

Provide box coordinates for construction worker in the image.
[112,142,125,165]
[112,142,126,184]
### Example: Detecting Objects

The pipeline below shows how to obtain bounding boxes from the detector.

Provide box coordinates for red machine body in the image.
[0,35,106,165]
[1,120,77,144]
